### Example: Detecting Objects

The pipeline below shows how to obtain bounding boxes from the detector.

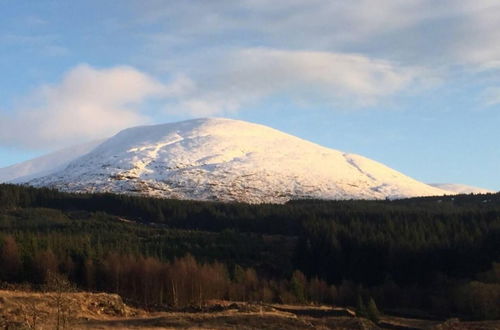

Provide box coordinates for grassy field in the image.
[1,290,499,329]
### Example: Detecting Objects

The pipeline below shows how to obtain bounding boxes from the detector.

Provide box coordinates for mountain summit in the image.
[17,118,448,203]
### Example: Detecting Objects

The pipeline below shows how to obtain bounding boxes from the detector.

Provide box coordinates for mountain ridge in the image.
[17,117,451,203]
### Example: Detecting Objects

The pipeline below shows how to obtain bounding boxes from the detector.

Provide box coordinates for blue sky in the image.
[0,1,499,190]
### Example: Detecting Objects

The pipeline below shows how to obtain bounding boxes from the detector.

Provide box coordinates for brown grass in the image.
[1,290,499,329]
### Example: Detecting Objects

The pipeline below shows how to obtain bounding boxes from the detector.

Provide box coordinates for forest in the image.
[0,183,499,320]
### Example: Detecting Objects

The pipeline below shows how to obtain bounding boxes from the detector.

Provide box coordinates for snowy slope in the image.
[428,183,494,195]
[27,118,448,203]
[0,140,104,183]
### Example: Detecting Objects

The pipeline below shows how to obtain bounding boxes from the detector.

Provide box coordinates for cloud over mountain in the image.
[169,48,427,115]
[0,64,166,148]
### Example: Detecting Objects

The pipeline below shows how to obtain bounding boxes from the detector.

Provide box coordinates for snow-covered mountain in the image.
[0,140,104,183]
[18,118,451,203]
[428,183,494,195]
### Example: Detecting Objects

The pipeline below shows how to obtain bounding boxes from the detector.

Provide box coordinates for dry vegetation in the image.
[1,290,499,330]
[0,289,140,329]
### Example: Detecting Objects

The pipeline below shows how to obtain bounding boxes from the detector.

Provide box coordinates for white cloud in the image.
[131,1,500,116]
[134,0,500,68]
[452,4,500,67]
[481,87,500,106]
[0,64,168,148]
[166,48,428,115]
[0,50,429,149]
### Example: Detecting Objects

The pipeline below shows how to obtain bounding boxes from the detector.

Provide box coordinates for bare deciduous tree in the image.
[45,271,75,330]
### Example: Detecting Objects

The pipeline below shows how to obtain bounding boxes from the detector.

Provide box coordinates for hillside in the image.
[6,118,449,202]
[0,184,499,321]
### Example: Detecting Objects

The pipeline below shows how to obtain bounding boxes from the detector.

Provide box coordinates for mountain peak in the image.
[4,118,451,203]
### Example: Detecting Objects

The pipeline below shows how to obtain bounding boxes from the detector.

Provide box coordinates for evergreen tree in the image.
[290,270,307,303]
[356,294,366,317]
[367,297,380,323]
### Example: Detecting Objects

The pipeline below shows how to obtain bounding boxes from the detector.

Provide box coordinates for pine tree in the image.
[367,297,380,323]
[356,294,367,317]
[290,270,307,304]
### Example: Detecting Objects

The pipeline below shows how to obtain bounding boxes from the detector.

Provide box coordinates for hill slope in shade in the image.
[0,139,104,183]
[428,183,494,195]
[25,118,448,203]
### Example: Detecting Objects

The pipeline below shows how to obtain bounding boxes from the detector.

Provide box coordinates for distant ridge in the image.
[428,183,494,195]
[0,139,104,183]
